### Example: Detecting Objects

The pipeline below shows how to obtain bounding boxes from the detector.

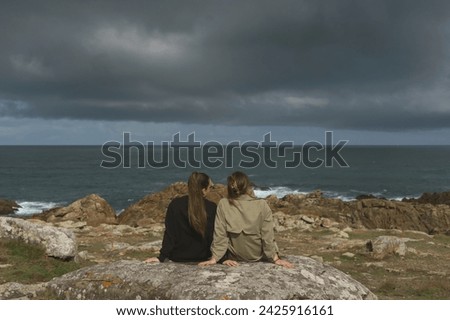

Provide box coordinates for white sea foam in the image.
[330,195,355,202]
[255,188,360,201]
[16,201,64,215]
[254,186,308,199]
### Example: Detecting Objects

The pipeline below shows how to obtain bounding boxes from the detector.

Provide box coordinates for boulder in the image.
[0,217,77,260]
[0,199,20,215]
[356,194,386,200]
[118,182,226,227]
[33,194,117,226]
[366,236,409,260]
[40,256,376,300]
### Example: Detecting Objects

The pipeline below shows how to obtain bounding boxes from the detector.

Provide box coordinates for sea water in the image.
[1,145,449,215]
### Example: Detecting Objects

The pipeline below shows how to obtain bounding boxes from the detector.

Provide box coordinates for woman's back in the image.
[213,194,277,262]
[217,195,269,234]
[145,172,216,263]
[159,195,216,262]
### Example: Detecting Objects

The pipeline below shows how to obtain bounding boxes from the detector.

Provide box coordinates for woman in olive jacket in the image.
[199,171,293,268]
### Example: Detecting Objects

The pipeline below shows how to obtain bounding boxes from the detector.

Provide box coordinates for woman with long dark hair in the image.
[145,172,216,263]
[199,171,292,268]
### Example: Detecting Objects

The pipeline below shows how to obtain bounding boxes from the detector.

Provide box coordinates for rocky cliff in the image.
[29,183,450,235]
[116,184,450,234]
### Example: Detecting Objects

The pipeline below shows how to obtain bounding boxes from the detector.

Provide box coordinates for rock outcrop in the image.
[0,199,20,215]
[366,236,411,260]
[349,198,450,234]
[0,217,77,260]
[413,191,450,206]
[33,194,117,227]
[264,192,450,235]
[30,186,450,235]
[118,183,226,227]
[37,256,376,300]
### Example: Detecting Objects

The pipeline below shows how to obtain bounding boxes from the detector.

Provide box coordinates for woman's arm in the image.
[260,201,278,260]
[261,202,294,268]
[156,201,178,262]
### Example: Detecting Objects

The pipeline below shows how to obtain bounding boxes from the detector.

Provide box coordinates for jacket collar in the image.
[236,194,256,201]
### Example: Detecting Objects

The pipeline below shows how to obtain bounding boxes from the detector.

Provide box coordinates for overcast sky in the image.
[1,0,450,145]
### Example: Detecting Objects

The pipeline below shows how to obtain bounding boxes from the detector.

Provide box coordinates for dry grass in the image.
[277,228,450,299]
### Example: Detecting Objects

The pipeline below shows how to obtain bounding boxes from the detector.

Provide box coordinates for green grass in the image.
[432,234,450,245]
[0,239,90,284]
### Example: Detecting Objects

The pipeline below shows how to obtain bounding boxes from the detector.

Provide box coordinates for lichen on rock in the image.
[40,256,376,300]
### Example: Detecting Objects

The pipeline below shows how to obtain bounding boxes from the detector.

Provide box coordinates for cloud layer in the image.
[1,0,450,131]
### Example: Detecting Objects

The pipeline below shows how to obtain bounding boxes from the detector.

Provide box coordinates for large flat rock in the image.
[43,256,376,300]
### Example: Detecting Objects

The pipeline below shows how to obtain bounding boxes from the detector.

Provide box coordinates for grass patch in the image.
[432,234,450,245]
[348,229,433,241]
[0,239,89,284]
[309,229,336,237]
[373,277,450,300]
[347,230,384,240]
[126,250,157,260]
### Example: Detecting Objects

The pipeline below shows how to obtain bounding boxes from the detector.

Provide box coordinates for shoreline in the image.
[5,187,450,217]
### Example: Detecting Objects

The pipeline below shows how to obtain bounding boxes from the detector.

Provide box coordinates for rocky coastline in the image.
[0,199,20,216]
[27,183,450,234]
[1,183,450,299]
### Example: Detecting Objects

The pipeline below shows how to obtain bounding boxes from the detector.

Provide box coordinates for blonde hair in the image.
[227,171,252,205]
[187,172,210,238]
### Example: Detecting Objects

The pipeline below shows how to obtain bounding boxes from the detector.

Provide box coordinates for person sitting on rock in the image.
[145,172,216,263]
[199,171,293,268]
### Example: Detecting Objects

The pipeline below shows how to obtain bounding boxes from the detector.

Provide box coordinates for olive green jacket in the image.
[211,194,279,262]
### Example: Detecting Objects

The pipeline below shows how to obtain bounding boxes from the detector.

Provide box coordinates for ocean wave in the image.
[254,187,408,202]
[16,201,64,216]
[322,191,355,202]
[254,186,308,199]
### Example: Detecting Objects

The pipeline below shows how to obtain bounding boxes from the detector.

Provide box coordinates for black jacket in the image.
[158,195,217,262]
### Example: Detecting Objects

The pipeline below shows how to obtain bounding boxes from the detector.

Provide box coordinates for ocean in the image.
[1,145,450,215]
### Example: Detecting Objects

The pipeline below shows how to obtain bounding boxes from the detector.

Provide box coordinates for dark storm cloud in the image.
[1,0,450,130]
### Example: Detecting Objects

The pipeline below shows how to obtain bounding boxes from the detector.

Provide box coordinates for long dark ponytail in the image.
[187,172,210,237]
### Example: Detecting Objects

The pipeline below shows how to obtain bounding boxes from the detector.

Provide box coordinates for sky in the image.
[1,0,450,145]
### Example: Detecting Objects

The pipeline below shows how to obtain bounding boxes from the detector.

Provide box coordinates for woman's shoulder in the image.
[169,195,189,207]
[218,197,233,206]
[240,194,267,204]
[218,195,266,203]
[244,196,270,211]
